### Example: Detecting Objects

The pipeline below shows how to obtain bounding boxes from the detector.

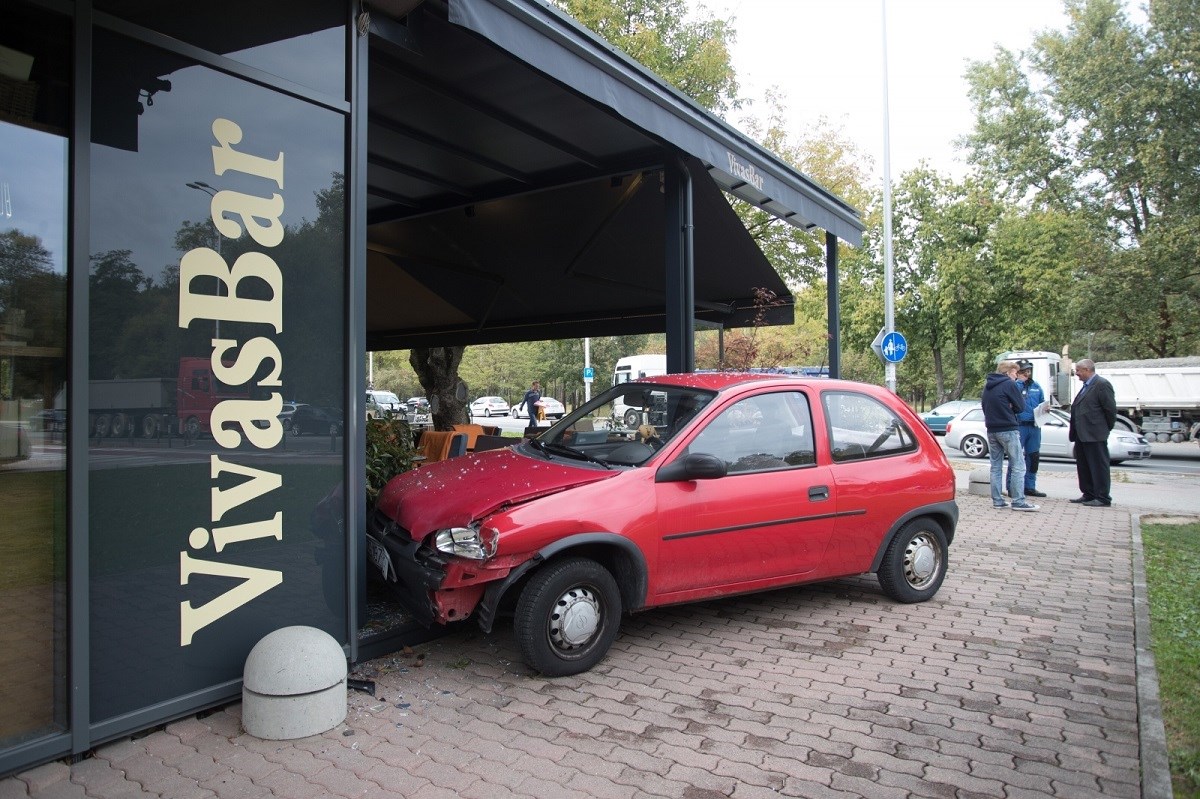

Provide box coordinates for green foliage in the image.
[365,417,416,508]
[553,0,739,113]
[964,0,1200,357]
[1142,521,1200,796]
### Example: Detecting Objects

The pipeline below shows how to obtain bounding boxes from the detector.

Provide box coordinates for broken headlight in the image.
[434,523,497,560]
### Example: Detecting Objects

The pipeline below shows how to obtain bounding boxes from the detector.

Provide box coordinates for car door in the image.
[821,390,932,574]
[652,390,837,599]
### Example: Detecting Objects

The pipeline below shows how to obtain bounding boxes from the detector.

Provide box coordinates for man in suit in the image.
[1068,359,1118,507]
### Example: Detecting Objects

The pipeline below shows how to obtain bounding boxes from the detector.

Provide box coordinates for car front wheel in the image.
[960,434,988,458]
[877,518,947,603]
[514,557,622,677]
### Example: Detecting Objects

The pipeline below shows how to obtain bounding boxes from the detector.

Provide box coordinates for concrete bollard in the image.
[968,468,991,496]
[242,626,347,740]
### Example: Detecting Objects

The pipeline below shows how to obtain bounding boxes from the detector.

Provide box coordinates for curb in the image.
[1130,512,1175,799]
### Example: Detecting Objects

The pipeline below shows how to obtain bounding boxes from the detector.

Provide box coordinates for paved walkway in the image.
[2,489,1183,799]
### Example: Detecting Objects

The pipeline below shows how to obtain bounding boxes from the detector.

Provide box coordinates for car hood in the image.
[375,446,619,538]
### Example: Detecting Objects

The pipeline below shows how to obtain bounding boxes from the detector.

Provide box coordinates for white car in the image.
[944,407,1151,464]
[470,396,511,417]
[510,395,565,419]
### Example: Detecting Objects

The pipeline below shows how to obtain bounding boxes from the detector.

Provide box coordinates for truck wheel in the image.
[184,416,200,438]
[623,409,640,428]
[94,415,111,438]
[290,424,302,437]
[109,413,128,438]
[514,558,622,677]
[141,415,160,438]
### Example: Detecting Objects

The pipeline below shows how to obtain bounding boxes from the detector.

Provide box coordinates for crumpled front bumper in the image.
[366,510,509,626]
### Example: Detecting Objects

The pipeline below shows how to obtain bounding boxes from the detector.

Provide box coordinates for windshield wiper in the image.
[526,438,552,460]
[541,441,613,469]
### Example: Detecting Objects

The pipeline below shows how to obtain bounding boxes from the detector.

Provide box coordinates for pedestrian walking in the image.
[1008,359,1048,497]
[520,380,542,431]
[1068,359,1117,506]
[982,360,1038,511]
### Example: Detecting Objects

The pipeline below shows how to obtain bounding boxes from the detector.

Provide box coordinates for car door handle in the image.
[808,485,830,502]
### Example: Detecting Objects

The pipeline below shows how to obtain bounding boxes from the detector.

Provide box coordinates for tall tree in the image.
[964,0,1200,357]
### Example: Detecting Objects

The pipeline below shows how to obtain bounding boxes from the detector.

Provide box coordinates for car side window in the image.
[688,392,815,473]
[823,391,918,463]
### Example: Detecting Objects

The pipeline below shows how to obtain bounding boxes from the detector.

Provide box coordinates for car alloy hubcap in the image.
[904,533,941,589]
[549,586,601,649]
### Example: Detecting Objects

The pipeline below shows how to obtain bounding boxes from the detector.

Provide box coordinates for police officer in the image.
[1008,359,1047,497]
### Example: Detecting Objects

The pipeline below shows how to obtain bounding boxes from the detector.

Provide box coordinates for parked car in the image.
[277,402,307,431]
[470,396,510,417]
[288,405,344,437]
[368,373,958,677]
[408,396,431,413]
[919,400,979,435]
[511,395,565,419]
[944,407,1151,464]
[28,409,66,432]
[366,390,405,419]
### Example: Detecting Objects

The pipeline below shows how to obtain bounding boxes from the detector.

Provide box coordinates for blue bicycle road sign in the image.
[881,331,908,363]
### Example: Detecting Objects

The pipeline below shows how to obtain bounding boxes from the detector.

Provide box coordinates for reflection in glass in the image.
[0,0,71,752]
[0,126,69,748]
[95,0,346,99]
[88,29,346,723]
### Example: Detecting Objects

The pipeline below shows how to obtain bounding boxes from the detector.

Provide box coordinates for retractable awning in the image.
[448,0,863,245]
[364,0,863,352]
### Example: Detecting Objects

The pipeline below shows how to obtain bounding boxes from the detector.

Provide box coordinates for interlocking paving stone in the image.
[1,494,1178,797]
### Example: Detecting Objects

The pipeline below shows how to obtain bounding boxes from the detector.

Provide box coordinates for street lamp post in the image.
[185,181,221,338]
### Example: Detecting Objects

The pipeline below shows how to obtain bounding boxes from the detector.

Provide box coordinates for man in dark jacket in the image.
[1068,359,1117,506]
[982,360,1038,511]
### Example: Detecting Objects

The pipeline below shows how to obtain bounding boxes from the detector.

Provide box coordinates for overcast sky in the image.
[693,0,1084,182]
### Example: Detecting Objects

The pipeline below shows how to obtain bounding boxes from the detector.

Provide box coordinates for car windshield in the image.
[526,382,715,468]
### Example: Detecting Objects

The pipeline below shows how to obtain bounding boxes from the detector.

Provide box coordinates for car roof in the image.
[631,372,855,393]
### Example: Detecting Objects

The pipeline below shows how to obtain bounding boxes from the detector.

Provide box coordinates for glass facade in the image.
[0,0,353,772]
[0,1,71,753]
[88,28,347,723]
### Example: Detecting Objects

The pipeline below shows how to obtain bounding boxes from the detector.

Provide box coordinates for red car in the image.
[369,373,958,676]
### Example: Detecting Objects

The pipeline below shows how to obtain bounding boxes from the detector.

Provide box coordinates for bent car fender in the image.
[475,532,650,633]
[868,500,960,573]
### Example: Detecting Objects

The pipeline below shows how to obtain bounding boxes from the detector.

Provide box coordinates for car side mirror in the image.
[655,452,727,483]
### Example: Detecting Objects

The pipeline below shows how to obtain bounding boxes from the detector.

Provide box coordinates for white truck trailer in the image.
[998,350,1200,443]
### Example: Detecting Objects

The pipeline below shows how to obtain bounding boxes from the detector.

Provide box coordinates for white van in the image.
[365,390,404,419]
[612,354,667,427]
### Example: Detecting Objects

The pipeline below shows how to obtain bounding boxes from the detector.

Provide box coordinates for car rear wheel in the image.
[514,557,622,677]
[877,518,947,603]
[960,434,988,458]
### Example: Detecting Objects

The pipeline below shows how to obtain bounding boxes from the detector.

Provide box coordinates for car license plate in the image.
[366,536,393,581]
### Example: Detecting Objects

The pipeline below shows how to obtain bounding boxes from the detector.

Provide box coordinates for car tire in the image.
[960,435,988,458]
[623,409,640,429]
[514,557,622,677]
[877,518,948,603]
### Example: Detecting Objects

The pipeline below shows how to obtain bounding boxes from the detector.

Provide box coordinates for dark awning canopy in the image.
[364,0,864,350]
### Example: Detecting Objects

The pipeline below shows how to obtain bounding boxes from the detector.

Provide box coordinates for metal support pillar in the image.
[663,158,694,373]
[825,231,840,379]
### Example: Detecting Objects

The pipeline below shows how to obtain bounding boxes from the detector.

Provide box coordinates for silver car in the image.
[944,407,1151,464]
